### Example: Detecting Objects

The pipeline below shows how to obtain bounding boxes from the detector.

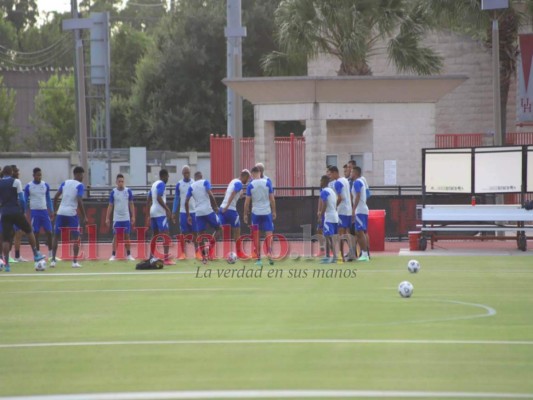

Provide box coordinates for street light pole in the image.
[481,0,509,146]
[492,17,502,146]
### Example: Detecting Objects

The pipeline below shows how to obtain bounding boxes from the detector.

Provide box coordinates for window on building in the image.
[350,154,364,170]
[119,165,130,174]
[326,155,338,167]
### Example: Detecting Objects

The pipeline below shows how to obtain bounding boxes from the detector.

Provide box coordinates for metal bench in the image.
[417,205,533,251]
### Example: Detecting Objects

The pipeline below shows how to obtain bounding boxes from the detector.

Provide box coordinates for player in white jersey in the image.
[171,165,196,260]
[318,175,339,264]
[146,169,173,265]
[328,165,354,262]
[24,167,54,259]
[244,166,276,267]
[52,166,87,268]
[219,169,250,241]
[351,166,370,262]
[185,171,220,263]
[106,174,135,261]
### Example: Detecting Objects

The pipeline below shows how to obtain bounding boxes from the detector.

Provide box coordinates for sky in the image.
[37,0,71,14]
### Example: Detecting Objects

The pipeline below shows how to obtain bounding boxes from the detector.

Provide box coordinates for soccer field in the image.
[1,256,533,399]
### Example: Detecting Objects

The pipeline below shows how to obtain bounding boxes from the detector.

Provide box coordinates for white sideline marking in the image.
[1,390,533,399]
[2,288,259,294]
[1,269,533,279]
[403,299,496,324]
[0,271,197,277]
[1,338,533,349]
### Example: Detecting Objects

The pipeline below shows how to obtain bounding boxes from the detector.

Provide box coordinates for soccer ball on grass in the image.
[407,259,420,273]
[398,281,414,298]
[35,259,47,272]
[226,252,238,264]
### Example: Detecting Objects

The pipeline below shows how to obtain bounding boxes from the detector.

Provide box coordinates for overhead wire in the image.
[0,34,73,68]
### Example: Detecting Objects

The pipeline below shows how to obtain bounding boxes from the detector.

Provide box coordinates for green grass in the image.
[1,256,533,397]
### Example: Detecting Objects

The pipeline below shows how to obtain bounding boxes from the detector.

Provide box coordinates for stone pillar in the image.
[305,103,327,187]
[253,106,276,183]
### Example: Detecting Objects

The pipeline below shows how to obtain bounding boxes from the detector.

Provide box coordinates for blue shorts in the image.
[251,213,274,232]
[55,215,80,238]
[31,210,52,233]
[354,214,368,232]
[179,212,197,233]
[317,215,325,231]
[338,215,351,229]
[151,216,169,233]
[218,209,240,228]
[196,212,220,232]
[323,222,338,237]
[113,220,131,235]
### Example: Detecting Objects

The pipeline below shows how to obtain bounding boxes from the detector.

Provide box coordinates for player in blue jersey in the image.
[0,165,46,272]
[24,167,54,260]
[52,166,88,268]
[318,175,339,264]
[328,165,354,262]
[106,174,135,261]
[10,165,29,262]
[146,169,173,265]
[185,171,220,264]
[171,165,196,260]
[243,166,276,267]
[219,169,250,241]
[351,166,370,262]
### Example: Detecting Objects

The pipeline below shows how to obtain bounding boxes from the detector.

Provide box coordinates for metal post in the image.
[71,0,89,185]
[104,12,112,186]
[225,0,246,178]
[492,18,503,146]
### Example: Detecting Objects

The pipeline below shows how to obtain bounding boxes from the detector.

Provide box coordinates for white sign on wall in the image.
[384,160,397,186]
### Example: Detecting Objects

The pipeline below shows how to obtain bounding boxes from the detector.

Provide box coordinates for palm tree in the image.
[428,0,533,143]
[261,0,443,76]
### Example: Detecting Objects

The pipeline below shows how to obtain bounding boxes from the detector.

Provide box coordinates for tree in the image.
[428,0,533,142]
[262,0,443,76]
[17,12,73,68]
[30,74,76,151]
[119,0,167,33]
[111,24,151,96]
[79,0,121,16]
[125,0,286,149]
[128,1,227,151]
[0,76,17,152]
[0,0,38,36]
[0,12,18,50]
[110,24,151,146]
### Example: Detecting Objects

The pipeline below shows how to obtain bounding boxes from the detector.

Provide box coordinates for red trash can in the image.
[408,231,421,251]
[367,210,386,252]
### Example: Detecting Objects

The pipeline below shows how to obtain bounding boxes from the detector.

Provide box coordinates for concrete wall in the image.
[254,102,436,187]
[0,152,73,188]
[0,150,211,190]
[308,31,517,137]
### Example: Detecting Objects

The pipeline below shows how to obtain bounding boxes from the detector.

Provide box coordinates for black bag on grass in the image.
[135,258,164,270]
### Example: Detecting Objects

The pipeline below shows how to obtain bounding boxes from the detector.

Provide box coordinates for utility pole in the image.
[225,0,246,178]
[70,0,89,185]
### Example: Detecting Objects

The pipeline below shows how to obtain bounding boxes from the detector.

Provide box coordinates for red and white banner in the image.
[518,34,533,122]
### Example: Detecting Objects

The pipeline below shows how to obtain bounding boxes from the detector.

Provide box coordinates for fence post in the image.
[290,132,295,196]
